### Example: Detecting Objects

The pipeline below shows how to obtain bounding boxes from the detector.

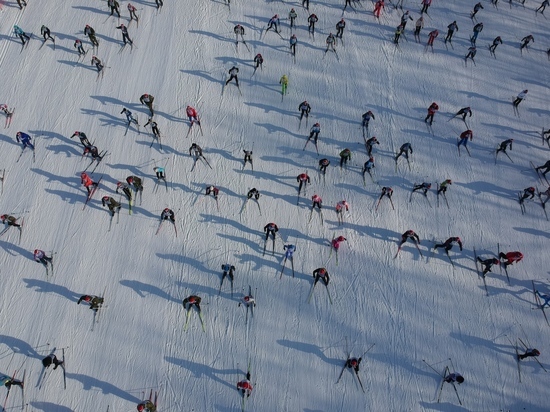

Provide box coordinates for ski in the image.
[537,190,548,220]
[83,177,102,210]
[532,280,549,326]
[473,248,488,296]
[61,348,66,389]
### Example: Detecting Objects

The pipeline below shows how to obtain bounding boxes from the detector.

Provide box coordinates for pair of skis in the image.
[92,288,107,332]
[2,369,25,411]
[532,280,549,325]
[308,207,324,225]
[473,248,489,296]
[3,108,14,128]
[155,219,178,237]
[436,184,449,208]
[307,277,332,304]
[82,176,103,210]
[183,304,205,332]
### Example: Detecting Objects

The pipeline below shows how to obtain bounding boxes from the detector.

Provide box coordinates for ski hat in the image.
[81,172,87,178]
[163,208,170,213]
[0,215,5,221]
[34,249,39,254]
[291,8,295,11]
[16,132,21,137]
[369,157,374,161]
[492,258,499,265]
[314,122,320,127]
[456,375,465,384]
[350,359,358,367]
[117,182,123,188]
[83,296,92,302]
[533,349,541,356]
[445,179,452,184]
[102,196,110,202]
[127,177,134,183]
[74,131,80,135]
[137,405,144,412]
[274,14,278,18]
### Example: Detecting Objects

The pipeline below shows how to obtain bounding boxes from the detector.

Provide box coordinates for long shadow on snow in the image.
[32,168,80,189]
[79,108,128,129]
[244,101,296,118]
[165,356,239,391]
[456,180,515,200]
[418,401,469,411]
[72,5,110,15]
[188,30,234,46]
[232,250,308,281]
[458,91,511,106]
[30,402,74,412]
[45,144,81,158]
[120,279,180,304]
[0,133,19,147]
[57,60,97,72]
[134,139,181,156]
[68,372,140,403]
[91,95,184,123]
[0,240,33,258]
[0,335,45,359]
[513,226,550,240]
[277,339,342,366]
[22,279,80,302]
[157,252,218,278]
[449,331,520,356]
[180,69,221,84]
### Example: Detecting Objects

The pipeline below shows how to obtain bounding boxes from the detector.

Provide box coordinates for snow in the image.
[0,0,549,411]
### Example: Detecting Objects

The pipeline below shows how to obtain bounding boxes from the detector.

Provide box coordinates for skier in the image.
[16,132,35,151]
[283,243,296,261]
[308,14,318,34]
[395,142,412,161]
[74,39,86,55]
[412,182,431,195]
[401,10,413,30]
[437,179,452,195]
[458,129,473,149]
[363,157,375,177]
[116,181,133,202]
[182,295,202,311]
[189,142,204,158]
[311,194,322,209]
[540,186,550,204]
[116,23,133,45]
[518,348,541,360]
[153,166,166,181]
[365,136,379,156]
[519,187,535,203]
[121,108,139,127]
[513,90,528,108]
[313,267,330,286]
[0,215,21,229]
[126,176,144,195]
[414,16,424,42]
[81,172,98,195]
[362,111,375,130]
[453,107,472,121]
[253,53,264,70]
[83,145,104,162]
[101,196,121,217]
[266,14,280,33]
[498,251,523,268]
[247,188,260,200]
[465,46,477,63]
[154,0,163,8]
[309,123,320,142]
[280,74,289,94]
[205,185,219,199]
[535,160,550,177]
[426,29,438,49]
[325,33,337,53]
[339,148,352,168]
[237,374,253,398]
[471,2,484,19]
[139,94,154,116]
[264,222,278,241]
[299,100,311,121]
[520,35,534,52]
[476,256,499,276]
[144,118,161,139]
[84,25,99,47]
[331,235,347,251]
[13,26,30,45]
[402,229,420,248]
[434,237,463,252]
[0,375,23,389]
[535,291,550,308]
[91,55,104,74]
[496,139,513,154]
[346,357,362,372]
[161,208,175,222]
[319,158,330,174]
[239,293,256,308]
[136,400,156,412]
[379,186,394,202]
[108,0,120,17]
[445,21,458,43]
[471,23,483,45]
[302,0,310,10]
[234,24,245,42]
[77,295,104,310]
[290,35,297,55]
[34,249,53,267]
[221,264,235,284]
[70,131,92,147]
[373,0,384,18]
[40,25,55,42]
[444,372,464,384]
[289,9,298,29]
[128,3,139,21]
[420,0,432,14]
[42,354,64,370]
[243,150,253,169]
[336,18,346,38]
[394,25,403,45]
[424,102,439,125]
[297,172,311,194]
[536,0,549,13]
[15,0,26,9]
[225,66,239,87]
[489,36,503,54]
[336,200,349,223]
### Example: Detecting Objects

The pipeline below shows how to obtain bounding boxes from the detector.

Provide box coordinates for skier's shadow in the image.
[418,400,469,411]
[72,5,110,15]
[165,356,239,391]
[448,331,513,356]
[0,133,20,147]
[68,373,140,403]
[188,30,235,45]
[0,335,44,359]
[29,402,74,412]
[180,69,219,84]
[0,239,33,258]
[277,339,342,366]
[22,278,80,302]
[120,279,180,304]
[57,60,96,72]
[157,252,219,278]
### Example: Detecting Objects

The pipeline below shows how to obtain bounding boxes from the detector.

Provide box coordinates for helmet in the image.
[127,177,134,183]
[533,349,541,356]
[456,375,465,384]
[291,8,295,11]
[83,296,91,302]
[0,215,5,220]
[492,258,499,265]
[86,24,90,28]
[16,131,21,137]
[274,14,279,18]
[137,405,144,412]
[81,172,87,178]
[102,196,109,202]
[34,249,39,255]
[446,179,452,184]
[117,182,123,188]
[164,208,170,212]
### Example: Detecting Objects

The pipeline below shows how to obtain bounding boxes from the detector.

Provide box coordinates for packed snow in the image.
[0,0,549,411]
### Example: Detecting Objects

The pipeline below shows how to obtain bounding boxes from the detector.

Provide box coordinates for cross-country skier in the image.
[116,181,133,202]
[34,249,53,267]
[437,179,452,195]
[108,0,120,17]
[332,235,347,250]
[243,150,253,169]
[434,237,463,252]
[401,10,413,30]
[519,187,535,204]
[13,26,30,45]
[414,16,424,41]
[139,94,154,116]
[91,56,104,74]
[496,139,513,154]
[184,106,200,127]
[126,176,144,194]
[297,173,311,194]
[40,25,55,42]
[264,222,278,241]
[426,29,438,49]
[280,74,289,94]
[471,2,483,19]
[0,375,23,389]
[520,35,534,52]
[535,291,550,308]
[394,25,403,45]
[346,357,361,372]
[363,157,375,177]
[395,142,412,160]
[234,24,245,42]
[336,19,346,38]
[42,354,64,369]
[476,256,499,276]
[535,160,550,177]
[84,25,99,47]
[137,400,156,412]
[373,0,384,18]
[518,348,541,360]
[0,215,21,231]
[336,200,349,214]
[253,53,264,70]
[425,102,439,125]
[378,186,393,201]
[16,132,34,151]
[413,182,431,195]
[247,188,260,200]
[237,374,253,398]
[444,372,464,384]
[319,158,330,174]
[326,33,337,53]
[299,101,311,121]
[239,293,256,308]
[16,0,26,9]
[221,264,235,283]
[312,194,322,209]
[489,36,503,54]
[453,107,472,121]
[537,0,549,13]
[128,3,139,21]
[339,148,352,168]
[121,108,139,127]
[465,46,477,63]
[309,123,320,141]
[83,145,104,162]
[289,35,298,56]
[302,0,310,10]
[458,129,473,149]
[266,14,280,33]
[365,136,379,156]
[308,14,318,34]
[74,39,86,55]
[225,66,239,86]
[289,9,298,29]
[153,166,166,181]
[80,172,98,194]
[313,267,330,286]
[498,251,523,268]
[399,230,420,248]
[471,23,483,45]
[513,90,528,107]
[189,142,204,158]
[161,208,175,222]
[101,196,121,216]
[183,295,202,311]
[144,118,161,139]
[205,185,219,199]
[78,295,104,311]
[362,111,375,130]
[116,23,133,45]
[445,21,458,43]
[155,0,163,8]
[70,131,91,147]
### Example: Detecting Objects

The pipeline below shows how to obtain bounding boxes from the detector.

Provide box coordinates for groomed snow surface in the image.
[0,0,549,411]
